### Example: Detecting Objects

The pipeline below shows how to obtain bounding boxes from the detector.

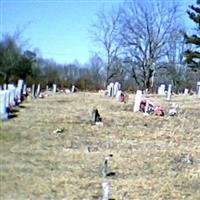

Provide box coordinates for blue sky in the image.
[0,0,195,65]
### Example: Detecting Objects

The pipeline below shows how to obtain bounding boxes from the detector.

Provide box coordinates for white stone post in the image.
[184,88,188,96]
[167,84,172,101]
[53,84,57,93]
[0,91,8,120]
[133,90,142,112]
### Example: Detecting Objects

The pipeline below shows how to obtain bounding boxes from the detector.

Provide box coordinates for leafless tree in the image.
[91,7,122,86]
[119,0,181,90]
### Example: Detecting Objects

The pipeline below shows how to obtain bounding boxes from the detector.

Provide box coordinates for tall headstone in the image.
[36,84,41,97]
[184,88,189,96]
[109,82,114,97]
[0,91,8,120]
[158,84,166,96]
[107,84,111,97]
[3,83,7,90]
[116,90,122,102]
[8,84,16,107]
[167,84,172,101]
[53,84,57,93]
[71,85,75,93]
[32,84,35,99]
[133,90,142,112]
[197,82,200,98]
[114,82,120,97]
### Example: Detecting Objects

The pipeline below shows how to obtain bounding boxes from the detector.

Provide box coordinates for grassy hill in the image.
[0,92,200,199]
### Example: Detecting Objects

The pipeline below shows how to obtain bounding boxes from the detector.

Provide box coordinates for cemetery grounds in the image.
[0,91,200,199]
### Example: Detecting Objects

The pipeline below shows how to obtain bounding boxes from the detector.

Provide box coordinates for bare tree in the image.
[91,7,122,86]
[119,0,181,90]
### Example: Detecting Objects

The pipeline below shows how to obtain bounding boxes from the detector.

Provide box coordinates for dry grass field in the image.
[0,91,200,200]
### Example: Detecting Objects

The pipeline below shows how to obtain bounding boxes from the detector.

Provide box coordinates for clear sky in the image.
[0,0,195,65]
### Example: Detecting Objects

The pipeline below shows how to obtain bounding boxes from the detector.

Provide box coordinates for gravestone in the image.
[184,88,189,95]
[197,82,200,98]
[8,84,16,107]
[107,84,111,97]
[0,85,2,90]
[3,83,7,90]
[158,84,166,95]
[36,84,41,97]
[109,82,114,97]
[32,84,35,99]
[167,84,172,101]
[113,82,120,97]
[102,182,110,200]
[71,85,75,93]
[23,84,27,95]
[116,90,122,102]
[133,90,142,112]
[0,91,8,120]
[46,85,49,92]
[53,84,57,93]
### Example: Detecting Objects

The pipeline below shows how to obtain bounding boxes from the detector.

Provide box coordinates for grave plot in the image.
[0,92,200,199]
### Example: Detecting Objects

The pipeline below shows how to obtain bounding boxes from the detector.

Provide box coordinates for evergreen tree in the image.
[184,0,200,71]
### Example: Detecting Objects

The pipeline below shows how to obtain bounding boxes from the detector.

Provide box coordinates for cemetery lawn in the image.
[0,92,200,200]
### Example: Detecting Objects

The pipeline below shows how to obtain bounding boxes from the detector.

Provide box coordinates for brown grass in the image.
[0,92,200,199]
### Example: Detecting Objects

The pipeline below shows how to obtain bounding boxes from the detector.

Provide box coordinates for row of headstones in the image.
[158,82,200,98]
[0,80,26,120]
[106,82,122,101]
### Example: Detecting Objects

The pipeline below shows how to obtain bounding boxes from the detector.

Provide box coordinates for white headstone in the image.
[167,84,172,101]
[116,90,122,102]
[23,84,27,95]
[0,91,8,120]
[102,182,109,200]
[133,90,142,112]
[107,85,111,97]
[158,84,166,96]
[197,82,200,98]
[3,83,7,90]
[32,84,35,99]
[8,84,16,106]
[184,88,189,96]
[53,84,57,93]
[36,84,41,97]
[71,85,75,93]
[114,82,119,97]
[109,82,114,97]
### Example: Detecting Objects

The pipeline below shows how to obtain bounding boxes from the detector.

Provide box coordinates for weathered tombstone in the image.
[107,84,111,97]
[133,90,142,112]
[32,84,35,99]
[71,85,75,93]
[116,90,122,102]
[113,82,120,97]
[36,84,41,97]
[46,85,49,92]
[184,88,189,96]
[109,82,114,97]
[0,91,8,120]
[3,83,7,90]
[197,82,200,98]
[8,84,16,107]
[158,84,166,96]
[23,84,27,95]
[53,84,57,93]
[167,84,172,101]
[5,90,10,112]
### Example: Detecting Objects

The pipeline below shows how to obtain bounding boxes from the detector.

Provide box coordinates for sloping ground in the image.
[0,92,200,200]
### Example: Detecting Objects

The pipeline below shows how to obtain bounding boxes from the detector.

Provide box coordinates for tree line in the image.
[0,0,199,92]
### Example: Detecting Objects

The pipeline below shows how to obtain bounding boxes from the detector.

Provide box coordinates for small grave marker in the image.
[158,84,166,96]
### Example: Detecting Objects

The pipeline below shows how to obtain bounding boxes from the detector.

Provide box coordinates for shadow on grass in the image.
[19,105,26,108]
[8,114,18,119]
